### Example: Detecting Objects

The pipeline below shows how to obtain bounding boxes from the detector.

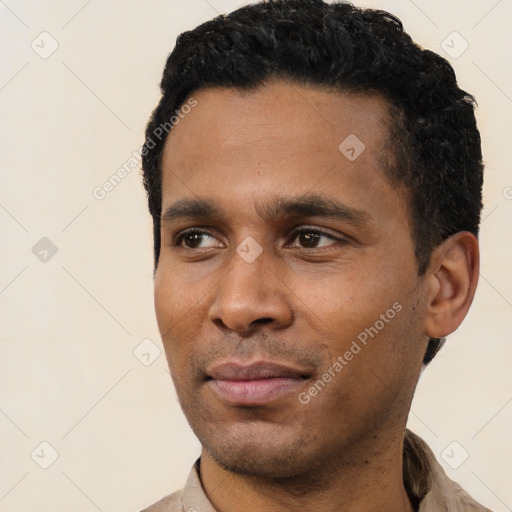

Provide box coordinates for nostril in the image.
[253,318,273,325]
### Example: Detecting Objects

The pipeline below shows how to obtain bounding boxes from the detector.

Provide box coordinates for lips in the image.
[206,360,310,406]
[207,361,308,381]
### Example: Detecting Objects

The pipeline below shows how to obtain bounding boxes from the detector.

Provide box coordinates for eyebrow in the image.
[161,198,220,223]
[255,194,371,225]
[161,194,372,226]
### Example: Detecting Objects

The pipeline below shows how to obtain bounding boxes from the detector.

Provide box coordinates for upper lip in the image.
[206,360,310,381]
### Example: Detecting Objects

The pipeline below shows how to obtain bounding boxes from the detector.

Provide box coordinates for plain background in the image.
[1,1,511,511]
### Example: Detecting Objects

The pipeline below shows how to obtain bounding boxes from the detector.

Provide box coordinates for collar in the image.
[178,430,491,512]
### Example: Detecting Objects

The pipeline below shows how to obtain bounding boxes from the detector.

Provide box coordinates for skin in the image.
[154,81,479,512]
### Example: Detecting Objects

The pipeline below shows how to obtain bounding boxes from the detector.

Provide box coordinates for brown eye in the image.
[175,230,219,249]
[289,228,341,249]
[298,232,322,248]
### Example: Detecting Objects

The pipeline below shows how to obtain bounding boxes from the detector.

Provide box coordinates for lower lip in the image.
[208,378,305,406]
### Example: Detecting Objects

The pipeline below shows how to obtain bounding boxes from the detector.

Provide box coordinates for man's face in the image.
[154,81,430,478]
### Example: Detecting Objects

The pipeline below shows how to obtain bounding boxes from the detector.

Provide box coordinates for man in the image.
[139,1,490,511]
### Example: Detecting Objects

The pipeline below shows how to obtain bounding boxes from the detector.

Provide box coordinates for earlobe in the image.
[424,232,479,339]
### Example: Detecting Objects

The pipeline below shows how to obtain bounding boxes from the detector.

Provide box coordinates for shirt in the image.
[140,429,493,512]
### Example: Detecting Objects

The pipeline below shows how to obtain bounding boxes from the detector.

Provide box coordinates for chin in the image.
[206,442,309,479]
[197,421,324,480]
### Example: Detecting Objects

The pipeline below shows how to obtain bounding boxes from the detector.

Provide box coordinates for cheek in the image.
[154,268,203,369]
[154,263,201,326]
[154,273,177,336]
[298,262,421,377]
[293,263,399,333]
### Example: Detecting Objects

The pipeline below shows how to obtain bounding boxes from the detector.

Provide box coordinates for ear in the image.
[424,232,479,339]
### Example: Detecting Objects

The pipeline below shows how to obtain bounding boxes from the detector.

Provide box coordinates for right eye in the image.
[173,229,222,249]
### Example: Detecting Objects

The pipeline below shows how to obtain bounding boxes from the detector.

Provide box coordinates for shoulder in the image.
[404,430,494,512]
[138,488,183,512]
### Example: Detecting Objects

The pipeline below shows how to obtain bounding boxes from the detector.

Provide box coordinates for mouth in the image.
[205,360,311,406]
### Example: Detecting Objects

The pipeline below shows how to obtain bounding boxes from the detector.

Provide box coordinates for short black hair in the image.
[141,0,484,364]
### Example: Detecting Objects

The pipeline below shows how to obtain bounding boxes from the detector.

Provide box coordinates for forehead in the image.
[160,81,404,224]
[164,81,391,171]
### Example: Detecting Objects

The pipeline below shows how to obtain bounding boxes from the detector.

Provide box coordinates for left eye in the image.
[287,229,340,249]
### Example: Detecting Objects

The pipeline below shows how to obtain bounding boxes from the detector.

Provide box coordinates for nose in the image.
[208,249,294,335]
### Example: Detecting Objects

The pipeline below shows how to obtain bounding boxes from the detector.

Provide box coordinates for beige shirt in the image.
[141,430,492,512]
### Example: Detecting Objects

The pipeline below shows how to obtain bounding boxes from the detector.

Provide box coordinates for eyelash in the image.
[172,227,345,250]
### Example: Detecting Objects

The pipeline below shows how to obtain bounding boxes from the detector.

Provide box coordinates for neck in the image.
[199,429,415,512]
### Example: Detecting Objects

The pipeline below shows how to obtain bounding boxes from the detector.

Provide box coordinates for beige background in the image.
[1,1,511,511]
